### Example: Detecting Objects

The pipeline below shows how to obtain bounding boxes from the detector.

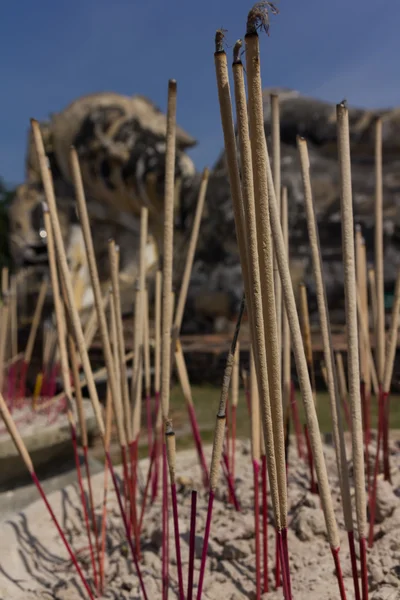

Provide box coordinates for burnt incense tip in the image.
[215,29,227,53]
[41,201,49,213]
[30,118,38,126]
[217,411,226,419]
[233,39,243,63]
[168,79,177,91]
[246,1,279,36]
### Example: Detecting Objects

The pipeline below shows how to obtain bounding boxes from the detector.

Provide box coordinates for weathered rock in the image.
[292,506,327,541]
[375,479,399,523]
[9,88,400,340]
[370,585,399,600]
[186,88,400,331]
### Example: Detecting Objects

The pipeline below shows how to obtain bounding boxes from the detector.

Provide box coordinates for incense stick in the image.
[43,208,98,592]
[336,102,368,600]
[19,278,48,399]
[173,167,209,336]
[298,135,359,599]
[0,392,95,600]
[244,26,288,552]
[250,348,261,600]
[32,121,148,599]
[299,283,317,406]
[187,489,197,600]
[197,297,245,600]
[230,37,280,535]
[335,352,352,431]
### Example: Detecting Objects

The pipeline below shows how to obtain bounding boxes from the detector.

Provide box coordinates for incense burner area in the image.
[0,441,399,600]
[0,400,97,487]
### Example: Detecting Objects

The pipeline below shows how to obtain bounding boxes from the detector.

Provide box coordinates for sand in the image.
[0,436,399,600]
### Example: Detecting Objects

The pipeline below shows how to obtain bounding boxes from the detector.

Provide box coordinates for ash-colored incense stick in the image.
[108,240,132,444]
[298,135,359,599]
[161,79,177,422]
[250,348,261,600]
[299,282,317,406]
[244,27,287,547]
[231,39,280,533]
[132,207,148,438]
[383,270,400,393]
[271,94,282,382]
[336,102,368,600]
[131,282,144,442]
[150,270,162,503]
[31,121,106,436]
[32,121,148,598]
[244,26,341,596]
[70,146,126,448]
[1,267,8,298]
[197,297,245,600]
[0,391,95,600]
[281,187,291,415]
[368,267,378,351]
[230,341,239,485]
[83,290,110,350]
[174,167,209,335]
[143,288,152,452]
[70,149,142,553]
[44,208,99,591]
[335,352,352,431]
[375,118,385,386]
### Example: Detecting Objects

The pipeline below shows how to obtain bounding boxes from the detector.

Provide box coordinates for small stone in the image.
[222,539,250,560]
[375,480,398,523]
[291,506,327,541]
[370,564,384,584]
[370,585,399,600]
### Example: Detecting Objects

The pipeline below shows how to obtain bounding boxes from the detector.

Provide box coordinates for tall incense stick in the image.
[31,120,148,599]
[298,135,359,600]
[336,102,368,600]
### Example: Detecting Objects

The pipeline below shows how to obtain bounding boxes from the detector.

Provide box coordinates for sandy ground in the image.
[0,436,399,600]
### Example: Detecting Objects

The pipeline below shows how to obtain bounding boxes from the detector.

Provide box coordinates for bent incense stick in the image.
[0,392,95,600]
[336,102,368,600]
[197,297,245,600]
[32,121,148,600]
[298,136,359,599]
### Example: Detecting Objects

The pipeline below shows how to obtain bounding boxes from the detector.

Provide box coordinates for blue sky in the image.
[0,0,399,186]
